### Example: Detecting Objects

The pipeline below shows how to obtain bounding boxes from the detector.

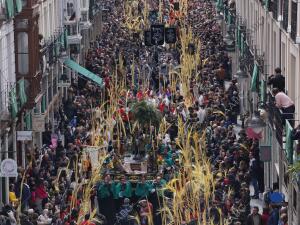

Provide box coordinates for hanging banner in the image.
[0,159,18,177]
[165,27,177,44]
[151,24,165,45]
[144,30,152,46]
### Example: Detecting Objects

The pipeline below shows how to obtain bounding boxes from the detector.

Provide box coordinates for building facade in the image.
[235,0,300,224]
[0,0,23,206]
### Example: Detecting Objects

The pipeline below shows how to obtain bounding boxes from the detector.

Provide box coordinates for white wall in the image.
[0,21,16,111]
[39,0,63,41]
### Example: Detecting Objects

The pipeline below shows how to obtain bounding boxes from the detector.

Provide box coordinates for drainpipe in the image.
[4,129,9,204]
[0,135,2,209]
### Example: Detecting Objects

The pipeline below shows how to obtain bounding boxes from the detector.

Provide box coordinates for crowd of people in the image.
[0,0,289,225]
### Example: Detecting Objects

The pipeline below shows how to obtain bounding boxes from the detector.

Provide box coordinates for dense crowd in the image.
[0,0,289,225]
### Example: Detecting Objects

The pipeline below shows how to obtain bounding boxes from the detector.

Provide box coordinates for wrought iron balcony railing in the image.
[267,91,284,147]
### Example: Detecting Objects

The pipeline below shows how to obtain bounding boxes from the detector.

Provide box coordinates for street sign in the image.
[17,131,33,141]
[0,159,18,177]
[151,24,165,45]
[144,30,152,46]
[32,114,45,132]
[165,27,177,44]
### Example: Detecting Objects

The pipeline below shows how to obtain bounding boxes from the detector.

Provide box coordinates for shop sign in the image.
[17,131,33,141]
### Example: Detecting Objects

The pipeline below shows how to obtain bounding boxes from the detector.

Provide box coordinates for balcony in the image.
[66,24,82,45]
[67,33,82,45]
[80,11,91,30]
[267,91,284,147]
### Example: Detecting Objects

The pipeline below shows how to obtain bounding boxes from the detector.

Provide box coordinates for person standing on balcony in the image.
[267,68,285,92]
[272,88,295,127]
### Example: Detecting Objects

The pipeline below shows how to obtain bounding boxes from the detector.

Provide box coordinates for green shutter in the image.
[260,80,266,102]
[18,78,27,106]
[5,0,14,18]
[15,0,22,13]
[251,63,258,92]
[285,120,294,164]
[10,87,18,118]
[25,113,32,130]
[41,95,46,113]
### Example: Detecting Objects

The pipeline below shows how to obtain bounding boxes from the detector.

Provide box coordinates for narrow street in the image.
[0,0,297,225]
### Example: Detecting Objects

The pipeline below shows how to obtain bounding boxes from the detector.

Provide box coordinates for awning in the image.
[250,63,258,92]
[63,59,103,87]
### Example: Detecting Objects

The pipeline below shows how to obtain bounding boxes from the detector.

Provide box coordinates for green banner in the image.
[240,33,245,56]
[285,120,294,164]
[251,63,258,92]
[41,94,47,113]
[5,0,14,18]
[264,0,269,10]
[18,78,27,106]
[260,80,266,102]
[15,0,22,13]
[10,87,18,118]
[237,26,241,50]
[25,113,32,130]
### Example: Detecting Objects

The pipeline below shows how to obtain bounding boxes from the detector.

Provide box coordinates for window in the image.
[291,1,297,42]
[283,164,289,187]
[272,0,278,20]
[67,2,74,17]
[282,0,289,31]
[17,32,29,75]
[81,12,88,22]
[81,0,87,9]
[293,187,297,210]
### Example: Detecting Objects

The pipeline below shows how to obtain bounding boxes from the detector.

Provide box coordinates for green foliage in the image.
[288,160,300,180]
[131,101,162,129]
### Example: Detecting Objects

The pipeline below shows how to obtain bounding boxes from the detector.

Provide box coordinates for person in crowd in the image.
[246,206,263,225]
[261,207,270,225]
[272,88,295,127]
[97,174,116,223]
[267,68,285,92]
[267,204,280,225]
[249,152,260,199]
[115,175,133,210]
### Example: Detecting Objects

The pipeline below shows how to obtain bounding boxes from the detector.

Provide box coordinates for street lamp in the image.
[246,110,266,134]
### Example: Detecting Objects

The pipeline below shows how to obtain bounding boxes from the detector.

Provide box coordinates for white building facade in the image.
[0,0,20,206]
[236,0,300,224]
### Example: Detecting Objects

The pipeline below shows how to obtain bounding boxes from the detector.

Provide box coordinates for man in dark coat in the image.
[246,206,263,225]
[267,67,285,92]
